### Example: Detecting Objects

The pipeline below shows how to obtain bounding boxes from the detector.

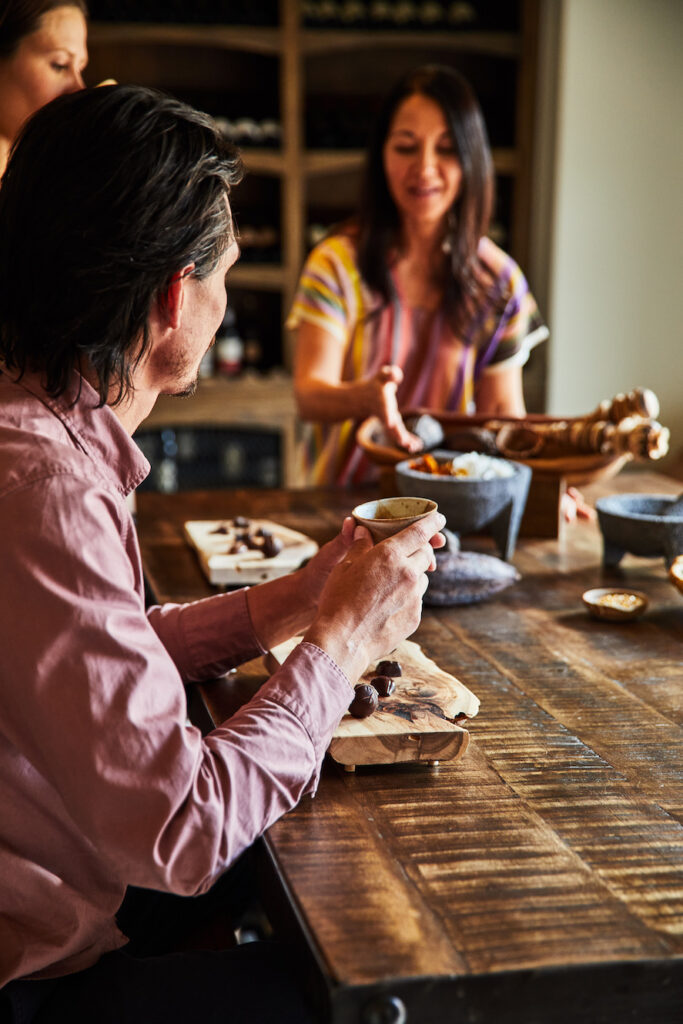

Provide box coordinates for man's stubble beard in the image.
[174,375,199,399]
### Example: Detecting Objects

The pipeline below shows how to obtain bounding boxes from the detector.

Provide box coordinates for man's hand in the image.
[303,509,446,683]
[295,515,356,605]
[245,518,356,650]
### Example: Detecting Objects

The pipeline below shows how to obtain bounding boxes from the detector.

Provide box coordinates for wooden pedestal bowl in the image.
[356,413,631,490]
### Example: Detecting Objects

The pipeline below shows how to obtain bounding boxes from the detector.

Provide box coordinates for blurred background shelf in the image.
[136,376,300,491]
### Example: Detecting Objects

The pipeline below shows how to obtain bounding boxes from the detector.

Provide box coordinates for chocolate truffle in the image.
[348,683,379,719]
[376,660,402,678]
[262,534,283,559]
[370,675,395,697]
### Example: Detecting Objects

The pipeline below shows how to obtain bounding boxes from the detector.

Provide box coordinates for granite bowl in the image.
[395,450,532,561]
[595,494,683,568]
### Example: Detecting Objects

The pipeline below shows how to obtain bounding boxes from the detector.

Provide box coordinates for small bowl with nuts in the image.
[582,587,649,622]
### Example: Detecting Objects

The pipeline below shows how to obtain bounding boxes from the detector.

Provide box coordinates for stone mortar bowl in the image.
[395,450,532,562]
[595,494,683,568]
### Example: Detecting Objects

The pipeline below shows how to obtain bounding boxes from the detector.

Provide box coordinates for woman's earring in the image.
[441,208,457,254]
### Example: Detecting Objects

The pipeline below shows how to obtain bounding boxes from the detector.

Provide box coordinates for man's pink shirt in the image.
[0,369,352,984]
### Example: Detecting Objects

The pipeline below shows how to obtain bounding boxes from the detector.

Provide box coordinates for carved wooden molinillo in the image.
[495,413,669,461]
[457,388,670,463]
[582,386,660,424]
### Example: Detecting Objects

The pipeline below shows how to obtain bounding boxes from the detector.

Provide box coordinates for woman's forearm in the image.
[475,364,527,417]
[295,377,375,423]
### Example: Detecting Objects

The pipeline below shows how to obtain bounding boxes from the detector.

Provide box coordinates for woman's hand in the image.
[294,323,421,451]
[561,486,596,523]
[304,509,446,683]
[366,364,422,452]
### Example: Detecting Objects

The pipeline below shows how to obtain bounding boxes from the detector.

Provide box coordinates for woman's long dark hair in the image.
[354,65,494,335]
[0,0,88,58]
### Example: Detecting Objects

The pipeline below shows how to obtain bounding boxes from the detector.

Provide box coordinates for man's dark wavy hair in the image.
[0,84,242,405]
[352,64,494,335]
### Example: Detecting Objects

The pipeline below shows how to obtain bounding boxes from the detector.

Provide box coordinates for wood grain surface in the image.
[135,469,683,1023]
[268,637,479,769]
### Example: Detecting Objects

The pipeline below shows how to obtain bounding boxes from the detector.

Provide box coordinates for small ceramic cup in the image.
[352,496,438,542]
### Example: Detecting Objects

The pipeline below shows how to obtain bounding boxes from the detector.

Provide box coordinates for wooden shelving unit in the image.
[87,0,542,485]
[141,375,300,488]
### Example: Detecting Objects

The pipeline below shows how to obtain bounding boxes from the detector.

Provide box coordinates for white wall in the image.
[545,0,683,466]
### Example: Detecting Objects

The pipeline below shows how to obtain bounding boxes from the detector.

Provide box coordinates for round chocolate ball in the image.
[376,660,402,678]
[370,675,396,697]
[348,683,379,719]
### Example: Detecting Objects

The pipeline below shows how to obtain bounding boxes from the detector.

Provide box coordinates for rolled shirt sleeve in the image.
[146,588,267,682]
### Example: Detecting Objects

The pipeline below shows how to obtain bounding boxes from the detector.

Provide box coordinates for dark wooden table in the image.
[136,469,683,1024]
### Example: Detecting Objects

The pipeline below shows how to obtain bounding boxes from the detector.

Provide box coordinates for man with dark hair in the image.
[0,85,444,1022]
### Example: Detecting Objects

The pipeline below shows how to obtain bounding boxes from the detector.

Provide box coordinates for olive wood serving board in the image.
[184,519,318,586]
[266,637,480,770]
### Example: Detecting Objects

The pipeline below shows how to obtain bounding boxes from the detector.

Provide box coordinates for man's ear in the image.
[157,263,196,329]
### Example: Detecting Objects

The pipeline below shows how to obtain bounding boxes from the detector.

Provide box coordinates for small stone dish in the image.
[582,587,649,622]
[352,496,437,542]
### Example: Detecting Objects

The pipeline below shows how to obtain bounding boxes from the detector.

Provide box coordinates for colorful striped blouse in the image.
[287,233,548,486]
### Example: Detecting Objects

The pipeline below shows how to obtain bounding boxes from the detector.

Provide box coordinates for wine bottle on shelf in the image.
[418,2,446,29]
[445,2,477,28]
[338,1,368,27]
[392,2,419,29]
[368,1,393,29]
[241,323,264,375]
[314,1,343,28]
[198,347,215,380]
[214,117,282,148]
[301,1,318,27]
[215,307,244,378]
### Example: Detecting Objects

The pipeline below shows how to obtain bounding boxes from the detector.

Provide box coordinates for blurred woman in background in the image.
[0,0,88,176]
[289,64,548,487]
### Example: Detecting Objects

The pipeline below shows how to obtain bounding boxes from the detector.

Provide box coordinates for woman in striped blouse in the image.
[288,64,548,488]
